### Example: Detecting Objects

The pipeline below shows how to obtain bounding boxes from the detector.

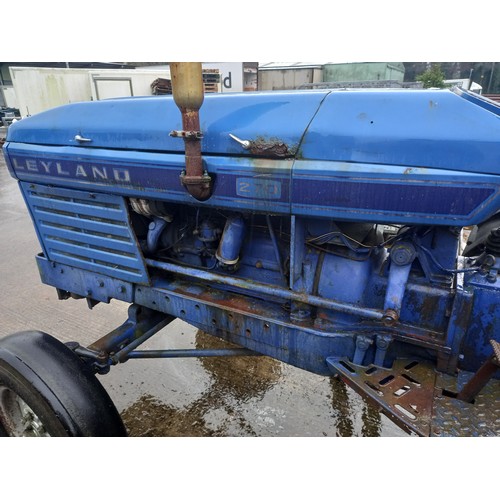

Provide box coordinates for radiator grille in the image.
[21,182,149,284]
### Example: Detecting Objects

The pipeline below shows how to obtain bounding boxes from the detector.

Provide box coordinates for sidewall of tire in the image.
[0,358,70,436]
[0,331,126,437]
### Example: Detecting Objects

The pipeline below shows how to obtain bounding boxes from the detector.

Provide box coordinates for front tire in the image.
[0,331,126,436]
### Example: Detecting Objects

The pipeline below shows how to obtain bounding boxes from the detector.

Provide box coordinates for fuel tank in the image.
[3,88,500,226]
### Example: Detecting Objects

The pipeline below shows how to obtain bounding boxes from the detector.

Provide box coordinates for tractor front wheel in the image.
[0,330,126,437]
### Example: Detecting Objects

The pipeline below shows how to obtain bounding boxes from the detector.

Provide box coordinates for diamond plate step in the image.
[326,358,437,436]
[327,357,500,437]
[432,370,500,436]
[491,339,500,364]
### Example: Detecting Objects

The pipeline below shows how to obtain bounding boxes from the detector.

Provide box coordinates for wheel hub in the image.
[0,386,50,437]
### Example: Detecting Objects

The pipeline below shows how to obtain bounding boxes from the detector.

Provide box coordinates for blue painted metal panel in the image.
[21,183,150,284]
[36,254,134,304]
[5,87,500,225]
[291,160,500,225]
[33,255,459,376]
[7,144,500,226]
[318,254,372,304]
[5,144,292,214]
[364,275,453,334]
[460,273,500,371]
[6,88,499,176]
[298,89,500,175]
[29,210,132,239]
[6,91,328,156]
[134,276,359,376]
[453,87,500,116]
[40,225,136,254]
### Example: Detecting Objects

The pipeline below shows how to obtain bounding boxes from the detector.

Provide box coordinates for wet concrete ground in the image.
[0,148,408,437]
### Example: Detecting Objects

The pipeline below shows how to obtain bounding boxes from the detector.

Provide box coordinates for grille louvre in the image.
[21,182,149,284]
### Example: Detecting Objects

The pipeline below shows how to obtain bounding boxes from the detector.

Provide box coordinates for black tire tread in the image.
[0,331,126,437]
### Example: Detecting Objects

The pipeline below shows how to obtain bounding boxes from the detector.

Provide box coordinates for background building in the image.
[258,62,324,90]
[0,62,258,118]
[322,62,404,83]
[258,62,406,90]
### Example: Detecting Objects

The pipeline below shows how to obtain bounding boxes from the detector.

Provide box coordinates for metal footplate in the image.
[326,354,500,436]
[432,370,500,436]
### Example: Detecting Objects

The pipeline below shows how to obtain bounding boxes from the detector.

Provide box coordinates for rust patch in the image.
[248,137,297,158]
[419,293,440,324]
[172,286,260,316]
[453,294,474,333]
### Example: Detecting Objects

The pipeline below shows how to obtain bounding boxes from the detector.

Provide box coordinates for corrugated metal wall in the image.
[259,68,323,90]
[322,63,405,83]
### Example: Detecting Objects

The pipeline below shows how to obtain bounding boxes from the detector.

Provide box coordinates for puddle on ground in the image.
[121,331,282,436]
[120,330,408,437]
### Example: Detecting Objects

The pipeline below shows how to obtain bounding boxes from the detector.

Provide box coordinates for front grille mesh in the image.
[21,182,149,284]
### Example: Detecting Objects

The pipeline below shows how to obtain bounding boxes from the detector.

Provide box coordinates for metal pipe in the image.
[126,348,260,359]
[383,263,412,323]
[216,215,246,265]
[170,62,212,201]
[353,336,373,365]
[456,355,498,403]
[89,305,174,354]
[146,258,385,321]
[383,242,416,324]
[110,315,175,363]
[374,334,392,367]
[266,214,285,281]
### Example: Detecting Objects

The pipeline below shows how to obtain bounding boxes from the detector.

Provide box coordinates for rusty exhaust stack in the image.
[169,62,212,201]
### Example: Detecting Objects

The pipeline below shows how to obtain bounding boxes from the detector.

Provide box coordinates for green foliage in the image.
[416,65,447,88]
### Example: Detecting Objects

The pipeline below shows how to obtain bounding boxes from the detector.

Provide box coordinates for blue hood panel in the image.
[4,88,500,226]
[298,89,500,175]
[6,91,329,156]
[7,87,500,174]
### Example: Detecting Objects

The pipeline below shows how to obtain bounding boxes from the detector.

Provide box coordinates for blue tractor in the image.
[1,63,499,436]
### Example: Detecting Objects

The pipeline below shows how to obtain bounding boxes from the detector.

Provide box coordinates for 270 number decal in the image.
[236,178,282,199]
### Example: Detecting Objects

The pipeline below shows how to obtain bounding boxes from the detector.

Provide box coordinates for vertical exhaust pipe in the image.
[169,62,212,201]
